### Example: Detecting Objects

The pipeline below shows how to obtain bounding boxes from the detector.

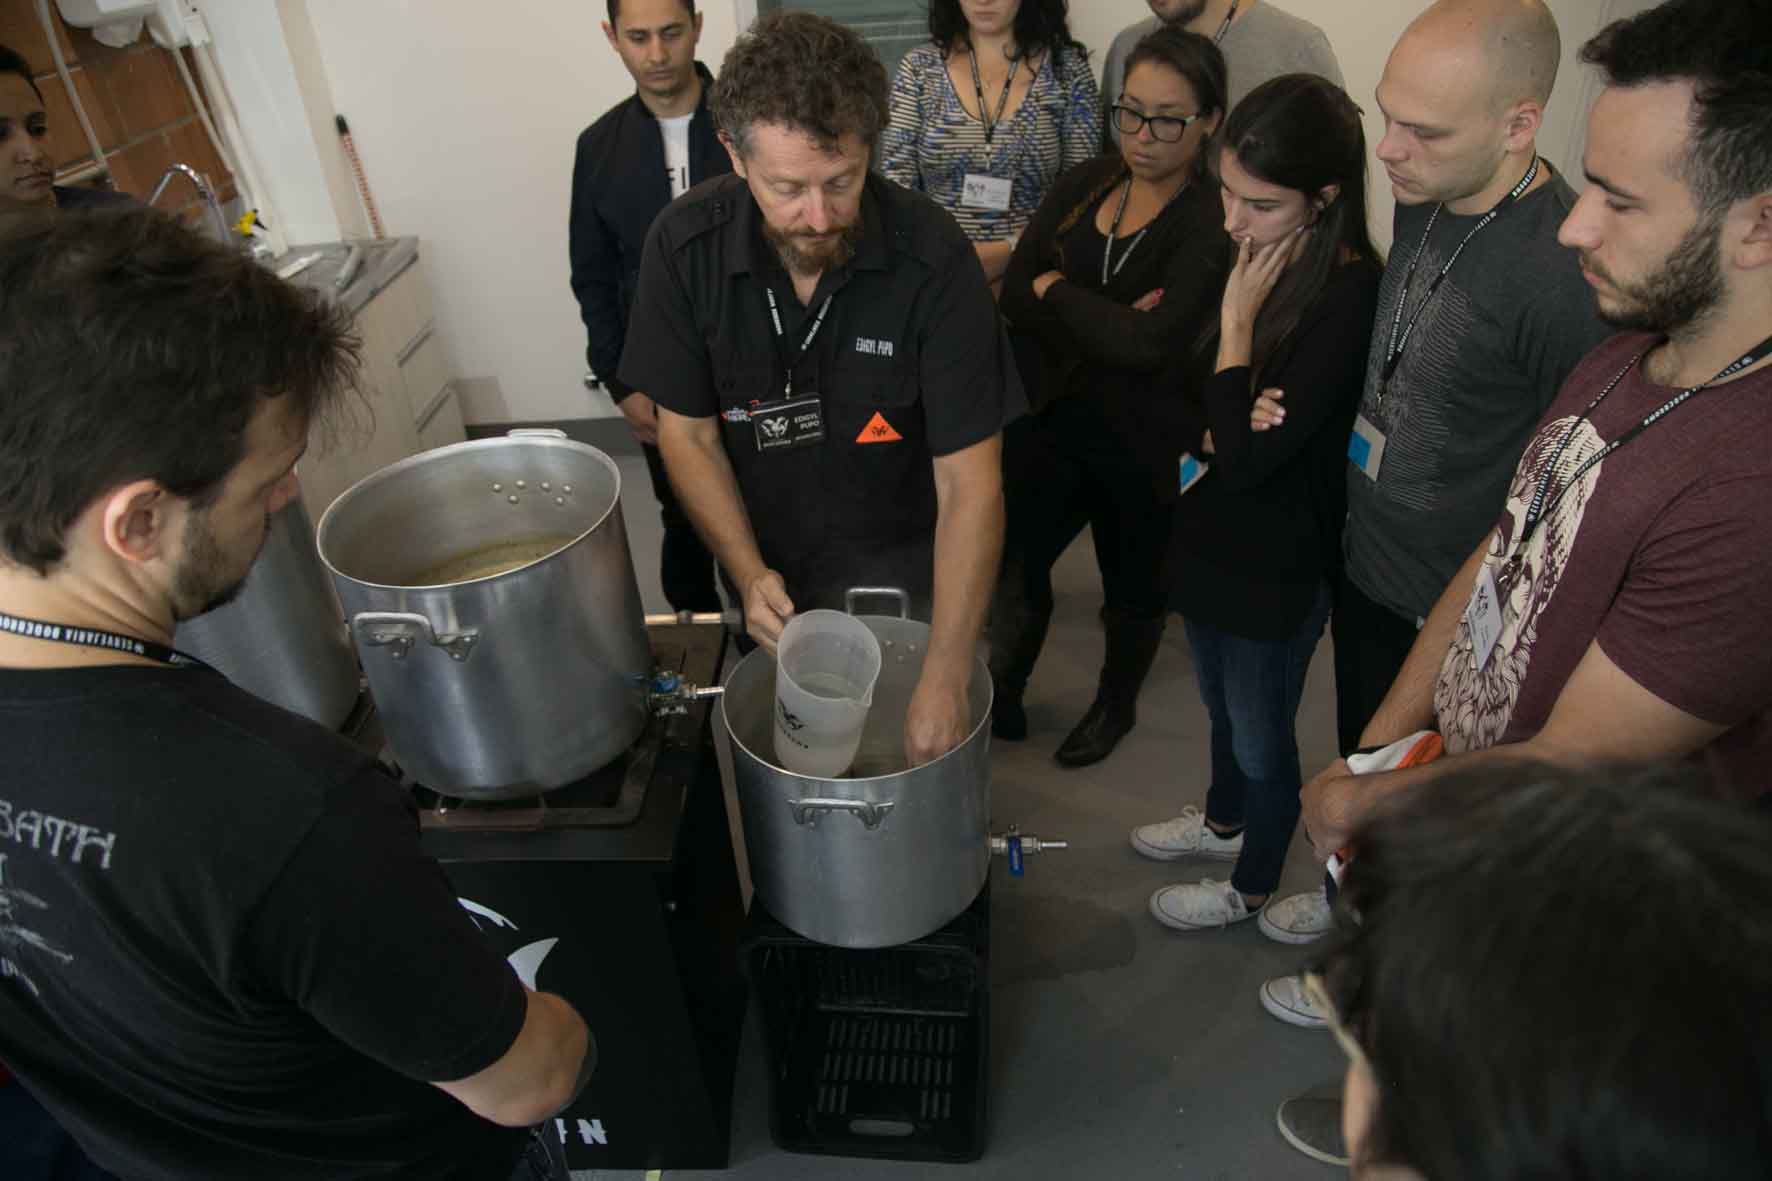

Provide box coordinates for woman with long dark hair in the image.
[1131,74,1383,933]
[879,0,1099,290]
[992,28,1232,767]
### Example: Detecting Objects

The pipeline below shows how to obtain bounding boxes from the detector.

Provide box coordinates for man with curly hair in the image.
[621,11,1015,768]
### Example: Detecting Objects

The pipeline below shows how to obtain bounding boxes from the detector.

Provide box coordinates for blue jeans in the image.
[1182,585,1331,897]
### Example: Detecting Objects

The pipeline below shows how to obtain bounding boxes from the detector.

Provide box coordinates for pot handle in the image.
[789,797,896,830]
[506,427,568,439]
[844,587,908,619]
[352,611,479,662]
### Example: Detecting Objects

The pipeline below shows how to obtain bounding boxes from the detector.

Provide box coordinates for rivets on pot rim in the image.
[491,483,503,492]
[507,495,520,504]
[515,480,527,489]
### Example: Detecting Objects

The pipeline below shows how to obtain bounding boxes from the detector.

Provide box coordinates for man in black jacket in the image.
[568,0,727,612]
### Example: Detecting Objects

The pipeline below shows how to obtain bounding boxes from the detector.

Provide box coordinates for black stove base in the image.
[420,622,745,1171]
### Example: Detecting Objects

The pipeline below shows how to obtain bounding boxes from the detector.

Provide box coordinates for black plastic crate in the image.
[742,889,990,1163]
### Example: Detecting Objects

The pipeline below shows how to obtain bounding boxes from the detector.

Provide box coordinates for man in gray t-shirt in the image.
[1325,0,1608,760]
[1344,179,1606,639]
[1102,0,1342,138]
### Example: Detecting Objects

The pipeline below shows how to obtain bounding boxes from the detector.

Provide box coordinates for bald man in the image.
[1258,0,1610,804]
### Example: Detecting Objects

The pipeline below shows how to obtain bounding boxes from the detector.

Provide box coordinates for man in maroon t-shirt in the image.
[1268,5,1772,1161]
[1298,0,1772,862]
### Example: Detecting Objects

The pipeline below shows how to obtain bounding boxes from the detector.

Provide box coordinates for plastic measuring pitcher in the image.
[773,609,883,777]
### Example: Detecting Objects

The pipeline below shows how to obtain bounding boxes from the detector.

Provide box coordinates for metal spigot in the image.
[148,163,230,247]
[643,609,745,632]
[647,670,723,716]
[991,827,1069,877]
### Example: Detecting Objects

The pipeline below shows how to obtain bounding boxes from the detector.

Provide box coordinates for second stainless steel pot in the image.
[719,588,992,948]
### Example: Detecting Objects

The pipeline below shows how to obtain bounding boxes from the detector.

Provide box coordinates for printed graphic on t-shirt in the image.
[0,800,116,997]
[661,115,693,201]
[1359,235,1478,515]
[0,854,74,997]
[1434,415,1606,752]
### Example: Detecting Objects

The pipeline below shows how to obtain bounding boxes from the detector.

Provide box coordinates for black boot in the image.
[987,573,1052,742]
[1054,611,1165,767]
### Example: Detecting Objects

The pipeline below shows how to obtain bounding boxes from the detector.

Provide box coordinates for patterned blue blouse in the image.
[879,41,1101,244]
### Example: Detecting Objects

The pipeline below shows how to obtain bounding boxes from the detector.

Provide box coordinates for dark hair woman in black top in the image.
[1129,75,1383,934]
[994,28,1232,766]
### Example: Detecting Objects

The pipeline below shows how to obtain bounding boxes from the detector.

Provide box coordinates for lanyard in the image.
[1378,155,1541,406]
[0,609,213,670]
[967,44,1023,145]
[1101,177,1182,287]
[1504,332,1772,582]
[1212,0,1241,44]
[763,286,834,399]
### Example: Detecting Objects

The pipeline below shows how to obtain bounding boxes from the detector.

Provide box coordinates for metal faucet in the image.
[148,164,231,246]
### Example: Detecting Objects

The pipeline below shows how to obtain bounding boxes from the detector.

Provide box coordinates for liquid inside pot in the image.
[405,535,576,585]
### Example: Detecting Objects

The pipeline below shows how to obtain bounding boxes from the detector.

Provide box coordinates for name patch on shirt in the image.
[854,337,895,359]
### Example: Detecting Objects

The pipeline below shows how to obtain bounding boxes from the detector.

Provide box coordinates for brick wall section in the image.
[0,1,237,224]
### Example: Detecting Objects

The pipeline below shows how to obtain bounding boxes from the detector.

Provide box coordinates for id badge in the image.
[960,173,1013,212]
[1348,413,1388,482]
[1465,564,1504,673]
[751,392,825,452]
[1178,452,1211,496]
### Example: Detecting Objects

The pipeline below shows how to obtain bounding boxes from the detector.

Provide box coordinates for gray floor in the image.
[588,444,1346,1179]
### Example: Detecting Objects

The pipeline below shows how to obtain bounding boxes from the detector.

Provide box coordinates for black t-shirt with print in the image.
[0,664,528,1180]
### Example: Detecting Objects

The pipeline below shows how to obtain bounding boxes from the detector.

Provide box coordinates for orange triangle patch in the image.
[856,411,903,444]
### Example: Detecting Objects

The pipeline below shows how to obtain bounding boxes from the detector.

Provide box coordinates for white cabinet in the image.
[297,259,466,522]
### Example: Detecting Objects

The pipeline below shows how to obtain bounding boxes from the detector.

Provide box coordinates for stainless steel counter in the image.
[267,236,419,317]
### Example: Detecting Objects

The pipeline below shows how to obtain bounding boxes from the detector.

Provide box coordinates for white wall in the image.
[301,0,741,424]
[200,0,342,244]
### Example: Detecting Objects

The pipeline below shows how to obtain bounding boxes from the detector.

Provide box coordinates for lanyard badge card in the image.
[1348,414,1388,482]
[756,287,832,452]
[960,46,1019,213]
[1178,452,1211,496]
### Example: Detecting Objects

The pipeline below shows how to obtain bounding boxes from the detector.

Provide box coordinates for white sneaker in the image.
[1260,973,1328,1030]
[1130,805,1244,862]
[1148,878,1259,931]
[1258,886,1332,945]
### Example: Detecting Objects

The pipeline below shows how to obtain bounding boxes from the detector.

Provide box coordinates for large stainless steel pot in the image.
[719,588,992,948]
[317,430,652,798]
[175,497,360,728]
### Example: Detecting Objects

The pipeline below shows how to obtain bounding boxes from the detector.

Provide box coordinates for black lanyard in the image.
[1504,333,1772,583]
[0,609,213,670]
[763,286,834,399]
[967,44,1023,145]
[1378,156,1541,406]
[1212,0,1241,44]
[1101,178,1182,287]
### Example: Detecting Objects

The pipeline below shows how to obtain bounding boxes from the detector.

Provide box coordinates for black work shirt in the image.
[619,171,1015,613]
[569,62,729,402]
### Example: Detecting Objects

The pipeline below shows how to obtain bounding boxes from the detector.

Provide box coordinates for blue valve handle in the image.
[1008,833,1024,877]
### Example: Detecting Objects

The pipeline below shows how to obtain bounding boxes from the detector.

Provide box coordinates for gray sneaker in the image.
[1258,885,1333,945]
[1275,1082,1348,1167]
[1260,973,1329,1030]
